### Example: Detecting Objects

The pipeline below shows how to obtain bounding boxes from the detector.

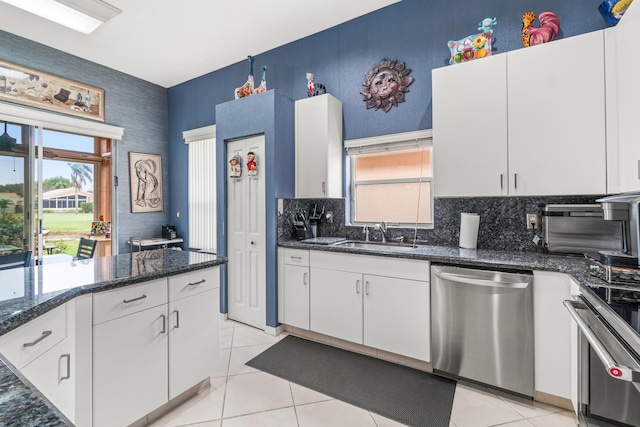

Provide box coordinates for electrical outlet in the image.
[325,211,333,223]
[526,213,538,230]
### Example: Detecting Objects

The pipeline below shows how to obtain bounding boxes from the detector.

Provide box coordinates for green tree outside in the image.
[68,163,93,214]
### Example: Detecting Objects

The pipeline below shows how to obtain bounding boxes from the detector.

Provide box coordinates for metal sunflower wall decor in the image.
[360,58,413,113]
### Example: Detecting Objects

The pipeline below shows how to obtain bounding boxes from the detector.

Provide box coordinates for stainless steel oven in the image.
[565,285,640,426]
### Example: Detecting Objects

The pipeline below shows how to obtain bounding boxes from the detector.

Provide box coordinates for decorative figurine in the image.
[234,56,255,99]
[447,18,496,65]
[229,154,242,178]
[254,66,268,94]
[598,0,632,27]
[522,12,560,47]
[246,151,258,176]
[360,59,413,113]
[306,73,326,97]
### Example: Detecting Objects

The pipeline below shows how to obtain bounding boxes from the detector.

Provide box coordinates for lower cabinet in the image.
[282,249,311,330]
[533,270,578,405]
[92,268,220,427]
[309,251,431,362]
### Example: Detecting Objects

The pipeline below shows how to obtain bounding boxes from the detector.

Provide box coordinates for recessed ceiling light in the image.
[0,0,122,34]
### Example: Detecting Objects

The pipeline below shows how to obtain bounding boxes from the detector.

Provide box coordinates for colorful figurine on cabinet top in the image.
[447,18,496,65]
[306,73,326,97]
[235,56,255,99]
[599,0,634,26]
[521,11,560,47]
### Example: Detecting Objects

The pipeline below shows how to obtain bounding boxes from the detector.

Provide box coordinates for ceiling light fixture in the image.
[0,0,122,35]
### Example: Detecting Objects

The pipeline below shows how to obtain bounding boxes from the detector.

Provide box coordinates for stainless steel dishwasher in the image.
[431,265,534,397]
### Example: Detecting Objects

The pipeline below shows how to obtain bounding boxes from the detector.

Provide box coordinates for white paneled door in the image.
[227,135,266,329]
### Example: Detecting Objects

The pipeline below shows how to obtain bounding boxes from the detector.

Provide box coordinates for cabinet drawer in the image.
[168,268,219,302]
[0,304,66,370]
[283,249,309,267]
[93,279,168,325]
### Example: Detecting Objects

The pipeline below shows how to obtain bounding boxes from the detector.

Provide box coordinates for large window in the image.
[346,130,433,228]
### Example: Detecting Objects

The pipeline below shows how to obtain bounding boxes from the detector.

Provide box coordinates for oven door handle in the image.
[564,299,638,382]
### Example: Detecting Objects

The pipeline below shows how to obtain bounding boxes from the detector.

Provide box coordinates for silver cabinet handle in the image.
[322,181,326,194]
[123,294,147,303]
[514,173,518,189]
[60,354,71,381]
[160,314,167,334]
[500,174,504,190]
[356,280,360,294]
[188,279,206,286]
[290,256,302,260]
[365,281,370,295]
[303,272,308,286]
[173,310,180,329]
[23,330,52,347]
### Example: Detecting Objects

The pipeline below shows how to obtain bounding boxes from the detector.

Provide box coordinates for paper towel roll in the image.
[459,213,480,249]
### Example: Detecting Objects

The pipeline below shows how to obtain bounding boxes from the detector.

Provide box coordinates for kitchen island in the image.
[0,249,226,427]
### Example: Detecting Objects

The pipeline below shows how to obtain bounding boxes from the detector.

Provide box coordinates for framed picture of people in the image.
[129,152,163,213]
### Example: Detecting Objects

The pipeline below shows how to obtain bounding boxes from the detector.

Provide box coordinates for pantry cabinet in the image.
[433,30,607,197]
[295,94,343,198]
[309,251,430,361]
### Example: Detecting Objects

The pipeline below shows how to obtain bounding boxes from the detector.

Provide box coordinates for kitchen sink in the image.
[332,240,418,252]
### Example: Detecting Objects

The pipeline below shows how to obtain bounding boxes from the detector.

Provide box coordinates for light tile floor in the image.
[147,320,578,427]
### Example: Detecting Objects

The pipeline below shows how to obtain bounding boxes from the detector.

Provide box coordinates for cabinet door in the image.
[532,271,573,400]
[310,268,362,344]
[21,338,75,422]
[363,275,430,362]
[507,31,607,196]
[284,264,310,330]
[295,94,343,198]
[93,305,168,427]
[432,54,508,196]
[168,289,219,399]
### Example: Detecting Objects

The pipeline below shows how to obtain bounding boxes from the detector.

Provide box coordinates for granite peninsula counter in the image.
[0,249,227,427]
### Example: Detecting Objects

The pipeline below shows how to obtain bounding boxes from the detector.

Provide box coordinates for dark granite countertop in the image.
[0,249,227,427]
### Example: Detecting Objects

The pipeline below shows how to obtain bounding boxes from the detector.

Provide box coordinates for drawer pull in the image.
[290,256,302,260]
[123,294,147,304]
[188,279,206,286]
[60,354,71,381]
[23,330,52,347]
[173,310,180,329]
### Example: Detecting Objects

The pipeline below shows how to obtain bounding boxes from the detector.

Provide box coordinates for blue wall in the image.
[215,90,295,327]
[167,0,607,246]
[0,30,169,254]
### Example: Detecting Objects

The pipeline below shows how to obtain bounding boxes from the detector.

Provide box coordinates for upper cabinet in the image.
[433,31,608,197]
[606,4,640,193]
[295,94,343,198]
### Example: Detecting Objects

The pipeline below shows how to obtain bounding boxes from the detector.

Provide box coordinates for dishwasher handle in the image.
[564,299,639,383]
[434,271,530,289]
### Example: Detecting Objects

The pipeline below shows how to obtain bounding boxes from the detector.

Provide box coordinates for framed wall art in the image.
[129,152,163,213]
[0,59,105,121]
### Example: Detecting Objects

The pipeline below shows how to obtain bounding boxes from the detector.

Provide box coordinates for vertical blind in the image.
[187,136,216,251]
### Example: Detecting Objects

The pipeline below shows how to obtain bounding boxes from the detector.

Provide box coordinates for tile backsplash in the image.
[278,195,605,252]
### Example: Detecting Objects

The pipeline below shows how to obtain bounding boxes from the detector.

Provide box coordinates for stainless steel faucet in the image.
[363,225,370,242]
[375,222,390,243]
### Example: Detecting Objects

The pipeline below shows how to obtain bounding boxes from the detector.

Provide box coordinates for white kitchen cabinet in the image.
[433,53,508,197]
[295,94,343,198]
[507,30,606,196]
[309,251,430,361]
[93,304,168,427]
[92,267,220,427]
[310,267,363,343]
[433,31,607,197]
[606,5,640,193]
[282,249,310,330]
[533,271,577,404]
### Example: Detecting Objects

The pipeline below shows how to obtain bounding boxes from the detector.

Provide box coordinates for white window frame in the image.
[345,129,433,229]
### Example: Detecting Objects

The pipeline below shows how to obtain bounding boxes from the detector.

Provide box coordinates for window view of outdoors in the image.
[0,124,101,258]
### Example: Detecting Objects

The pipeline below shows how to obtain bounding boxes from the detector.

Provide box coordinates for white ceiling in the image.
[0,0,400,88]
